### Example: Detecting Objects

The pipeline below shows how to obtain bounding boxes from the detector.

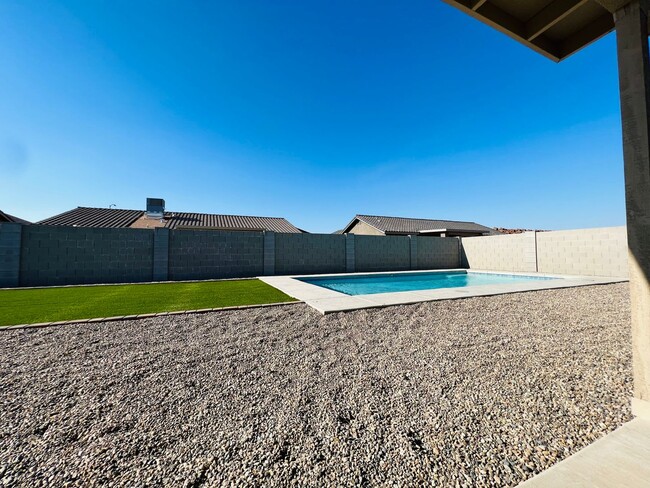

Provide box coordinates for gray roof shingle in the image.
[37,207,143,228]
[36,207,302,233]
[163,212,301,233]
[345,214,498,235]
[0,210,31,225]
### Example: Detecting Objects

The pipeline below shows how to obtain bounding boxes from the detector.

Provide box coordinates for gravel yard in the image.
[0,283,632,487]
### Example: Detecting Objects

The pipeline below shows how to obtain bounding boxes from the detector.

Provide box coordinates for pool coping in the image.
[259,269,628,314]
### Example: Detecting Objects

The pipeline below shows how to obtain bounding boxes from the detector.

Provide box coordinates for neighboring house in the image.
[341,214,500,238]
[0,210,30,224]
[37,199,304,233]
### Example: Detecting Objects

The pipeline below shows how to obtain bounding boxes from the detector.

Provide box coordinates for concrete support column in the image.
[152,228,169,281]
[409,235,418,270]
[345,233,355,273]
[263,231,275,276]
[0,223,22,288]
[615,0,650,416]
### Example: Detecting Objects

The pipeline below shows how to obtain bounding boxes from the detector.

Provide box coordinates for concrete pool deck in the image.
[260,269,628,314]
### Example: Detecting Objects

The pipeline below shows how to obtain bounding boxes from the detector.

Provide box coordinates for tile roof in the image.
[494,227,546,235]
[345,214,498,235]
[36,207,303,233]
[163,212,301,233]
[0,210,31,225]
[37,207,144,228]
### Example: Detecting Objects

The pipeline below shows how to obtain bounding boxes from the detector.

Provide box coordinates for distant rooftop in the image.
[38,207,143,229]
[343,214,500,236]
[494,227,549,234]
[37,207,303,233]
[0,210,31,225]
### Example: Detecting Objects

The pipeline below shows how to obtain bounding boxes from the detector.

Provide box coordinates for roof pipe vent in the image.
[145,198,165,219]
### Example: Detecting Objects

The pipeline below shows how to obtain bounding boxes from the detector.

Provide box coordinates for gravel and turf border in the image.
[0,283,632,486]
[0,301,302,331]
[0,276,258,291]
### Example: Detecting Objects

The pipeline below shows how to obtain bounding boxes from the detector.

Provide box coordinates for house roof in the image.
[0,210,31,225]
[38,207,144,228]
[36,207,303,233]
[441,0,626,62]
[495,227,548,234]
[343,214,499,235]
[161,212,302,233]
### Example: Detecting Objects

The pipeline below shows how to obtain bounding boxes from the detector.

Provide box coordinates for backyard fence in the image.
[0,223,629,288]
[0,223,461,287]
[461,226,629,278]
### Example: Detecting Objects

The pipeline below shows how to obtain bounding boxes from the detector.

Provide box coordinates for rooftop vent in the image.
[146,198,165,219]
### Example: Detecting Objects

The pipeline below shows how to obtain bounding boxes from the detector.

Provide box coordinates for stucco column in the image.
[615,0,650,417]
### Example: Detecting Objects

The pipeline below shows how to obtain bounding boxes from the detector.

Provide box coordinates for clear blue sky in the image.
[0,0,625,233]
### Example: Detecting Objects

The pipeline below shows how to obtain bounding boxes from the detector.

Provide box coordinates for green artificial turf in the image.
[0,279,296,327]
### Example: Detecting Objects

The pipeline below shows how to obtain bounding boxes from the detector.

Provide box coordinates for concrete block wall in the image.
[461,232,537,272]
[275,233,346,275]
[168,229,264,281]
[536,227,628,277]
[416,236,461,269]
[0,223,22,287]
[153,228,170,281]
[2,224,463,288]
[461,226,629,278]
[19,225,154,286]
[409,236,418,269]
[355,235,411,272]
[345,234,355,272]
[263,231,275,276]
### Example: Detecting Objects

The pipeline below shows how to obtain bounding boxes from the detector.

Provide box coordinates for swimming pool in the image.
[262,270,622,314]
[299,270,553,296]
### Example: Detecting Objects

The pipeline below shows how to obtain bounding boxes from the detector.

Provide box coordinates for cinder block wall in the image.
[19,225,154,286]
[461,226,629,278]
[168,229,263,281]
[355,235,411,272]
[0,223,22,287]
[3,224,463,288]
[461,232,537,272]
[416,236,460,269]
[536,227,628,277]
[3,223,628,287]
[275,233,346,275]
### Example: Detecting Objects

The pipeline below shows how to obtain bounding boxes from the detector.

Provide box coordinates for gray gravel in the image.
[0,283,632,487]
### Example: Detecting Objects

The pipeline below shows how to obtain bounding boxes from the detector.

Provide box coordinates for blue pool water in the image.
[299,271,553,296]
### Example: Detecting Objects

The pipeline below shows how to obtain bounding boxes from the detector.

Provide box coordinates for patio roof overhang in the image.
[441,0,650,481]
[441,0,643,61]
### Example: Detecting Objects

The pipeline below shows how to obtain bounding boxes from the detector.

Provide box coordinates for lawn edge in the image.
[0,301,302,331]
[0,276,258,291]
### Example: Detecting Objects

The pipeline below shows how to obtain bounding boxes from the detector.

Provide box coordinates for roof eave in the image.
[440,0,617,62]
[419,228,490,235]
